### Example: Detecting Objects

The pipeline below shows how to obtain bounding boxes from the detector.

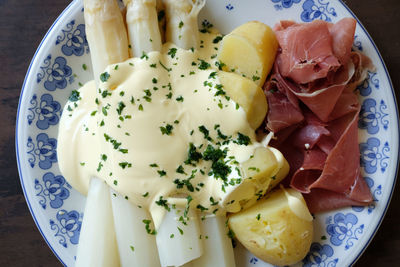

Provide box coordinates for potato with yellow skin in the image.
[217,21,278,86]
[228,188,313,266]
[218,71,268,129]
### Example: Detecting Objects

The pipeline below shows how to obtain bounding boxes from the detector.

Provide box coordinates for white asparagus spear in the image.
[110,190,161,267]
[163,0,206,50]
[156,206,203,267]
[84,0,130,82]
[123,0,162,57]
[186,215,236,267]
[75,178,120,267]
[76,1,130,266]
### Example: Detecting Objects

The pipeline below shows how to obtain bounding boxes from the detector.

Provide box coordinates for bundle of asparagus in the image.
[75,1,235,266]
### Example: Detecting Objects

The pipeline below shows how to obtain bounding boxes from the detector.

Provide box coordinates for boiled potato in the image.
[228,188,313,266]
[217,21,278,86]
[223,147,285,212]
[219,71,268,129]
[268,147,290,189]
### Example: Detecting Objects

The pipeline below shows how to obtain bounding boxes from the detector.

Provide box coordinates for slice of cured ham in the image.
[265,18,374,213]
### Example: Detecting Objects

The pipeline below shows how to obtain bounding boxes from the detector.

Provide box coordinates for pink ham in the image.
[274,20,341,84]
[265,18,374,213]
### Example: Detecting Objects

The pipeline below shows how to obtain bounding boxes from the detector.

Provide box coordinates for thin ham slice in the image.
[265,18,374,213]
[275,20,341,84]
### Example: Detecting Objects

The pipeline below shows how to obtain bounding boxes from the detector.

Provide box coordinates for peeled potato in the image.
[219,71,268,129]
[268,147,290,189]
[223,147,281,213]
[217,21,278,86]
[228,188,313,266]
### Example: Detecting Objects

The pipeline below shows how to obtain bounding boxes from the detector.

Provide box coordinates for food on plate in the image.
[217,20,278,86]
[55,0,374,266]
[58,0,298,266]
[264,18,374,213]
[228,188,313,266]
[217,71,268,129]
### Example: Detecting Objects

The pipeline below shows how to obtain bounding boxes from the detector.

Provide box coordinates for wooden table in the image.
[0,0,399,266]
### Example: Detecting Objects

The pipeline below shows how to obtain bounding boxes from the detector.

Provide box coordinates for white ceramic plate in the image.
[16,0,399,266]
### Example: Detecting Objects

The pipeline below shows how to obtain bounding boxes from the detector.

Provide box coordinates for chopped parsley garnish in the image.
[209,196,219,206]
[203,145,226,162]
[208,71,217,79]
[157,170,167,177]
[101,154,107,161]
[175,95,184,102]
[177,227,184,235]
[82,64,87,70]
[198,125,212,141]
[101,90,111,98]
[168,48,178,58]
[215,60,226,70]
[142,192,149,197]
[143,89,152,102]
[150,63,157,68]
[178,21,184,28]
[142,219,157,235]
[176,165,185,174]
[113,180,118,185]
[138,104,144,111]
[100,72,110,82]
[184,143,203,165]
[69,90,81,102]
[196,204,208,212]
[116,101,126,115]
[90,110,97,116]
[130,246,134,252]
[155,196,170,211]
[160,124,173,135]
[159,60,172,72]
[212,36,223,44]
[252,75,260,82]
[256,213,261,220]
[140,51,149,60]
[200,20,213,33]
[119,162,132,169]
[96,162,103,172]
[166,92,173,99]
[234,132,251,146]
[198,59,210,70]
[102,106,108,116]
[149,163,158,168]
[227,228,235,239]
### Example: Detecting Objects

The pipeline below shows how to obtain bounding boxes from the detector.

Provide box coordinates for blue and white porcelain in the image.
[16,0,399,266]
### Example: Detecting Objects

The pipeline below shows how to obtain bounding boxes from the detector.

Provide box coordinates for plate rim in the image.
[337,0,400,265]
[15,1,78,266]
[15,0,399,266]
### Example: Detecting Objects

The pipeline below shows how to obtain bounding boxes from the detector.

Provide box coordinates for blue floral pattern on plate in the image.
[326,213,364,250]
[360,138,390,174]
[359,98,389,134]
[27,94,61,130]
[16,1,398,266]
[303,242,338,267]
[27,133,57,169]
[35,172,70,209]
[50,210,82,248]
[37,55,73,91]
[56,20,88,56]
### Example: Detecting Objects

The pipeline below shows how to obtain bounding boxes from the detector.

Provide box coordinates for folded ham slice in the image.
[265,18,374,213]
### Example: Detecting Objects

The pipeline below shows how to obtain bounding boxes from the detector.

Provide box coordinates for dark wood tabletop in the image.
[0,0,399,266]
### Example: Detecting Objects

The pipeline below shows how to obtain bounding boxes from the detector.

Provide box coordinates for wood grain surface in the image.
[0,0,399,266]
